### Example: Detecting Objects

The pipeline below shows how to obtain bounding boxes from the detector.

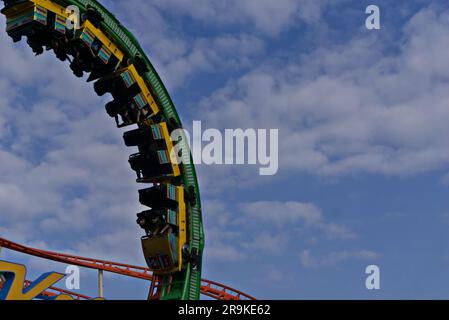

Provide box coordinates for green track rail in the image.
[65,0,205,300]
[9,0,205,300]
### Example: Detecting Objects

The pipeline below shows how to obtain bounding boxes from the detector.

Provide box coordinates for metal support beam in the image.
[98,269,104,298]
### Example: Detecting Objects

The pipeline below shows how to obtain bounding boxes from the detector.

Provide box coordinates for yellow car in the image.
[137,184,187,275]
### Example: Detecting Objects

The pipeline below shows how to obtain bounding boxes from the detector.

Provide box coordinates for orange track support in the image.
[0,237,255,300]
[147,275,162,300]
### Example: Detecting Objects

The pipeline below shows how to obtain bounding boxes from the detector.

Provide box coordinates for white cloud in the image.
[239,201,356,240]
[201,199,356,263]
[104,1,269,90]
[204,227,246,262]
[299,249,380,268]
[240,201,323,227]
[264,265,285,282]
[160,34,265,89]
[149,0,328,36]
[196,7,449,178]
[241,233,288,255]
[206,242,246,262]
[74,229,145,264]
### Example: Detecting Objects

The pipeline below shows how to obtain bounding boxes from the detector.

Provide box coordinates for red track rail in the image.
[0,237,255,300]
[0,280,92,300]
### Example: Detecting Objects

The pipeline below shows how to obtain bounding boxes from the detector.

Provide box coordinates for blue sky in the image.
[1,0,449,299]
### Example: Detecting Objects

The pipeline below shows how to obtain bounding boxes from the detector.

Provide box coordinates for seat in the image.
[138,185,179,210]
[128,150,174,181]
[123,126,152,148]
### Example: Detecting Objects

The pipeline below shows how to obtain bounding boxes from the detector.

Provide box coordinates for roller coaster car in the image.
[105,99,141,128]
[2,1,73,60]
[129,150,176,182]
[125,122,180,182]
[94,67,137,97]
[81,5,103,28]
[139,184,179,210]
[123,122,174,151]
[69,19,122,80]
[51,15,70,62]
[137,185,187,275]
[123,125,153,147]
[128,54,149,77]
[137,209,175,236]
[94,65,159,124]
[2,1,51,54]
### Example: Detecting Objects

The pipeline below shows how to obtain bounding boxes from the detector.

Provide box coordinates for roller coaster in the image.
[0,237,256,300]
[0,0,254,300]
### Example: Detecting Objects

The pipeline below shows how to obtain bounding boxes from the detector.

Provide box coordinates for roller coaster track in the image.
[0,237,256,300]
[0,280,93,300]
[1,0,205,300]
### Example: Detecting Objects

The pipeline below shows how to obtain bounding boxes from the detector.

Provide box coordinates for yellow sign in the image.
[0,260,102,300]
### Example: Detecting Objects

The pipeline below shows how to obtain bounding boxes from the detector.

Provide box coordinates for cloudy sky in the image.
[1,0,449,299]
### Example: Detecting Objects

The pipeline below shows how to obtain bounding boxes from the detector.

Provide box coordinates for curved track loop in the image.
[1,0,204,300]
[0,237,256,300]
